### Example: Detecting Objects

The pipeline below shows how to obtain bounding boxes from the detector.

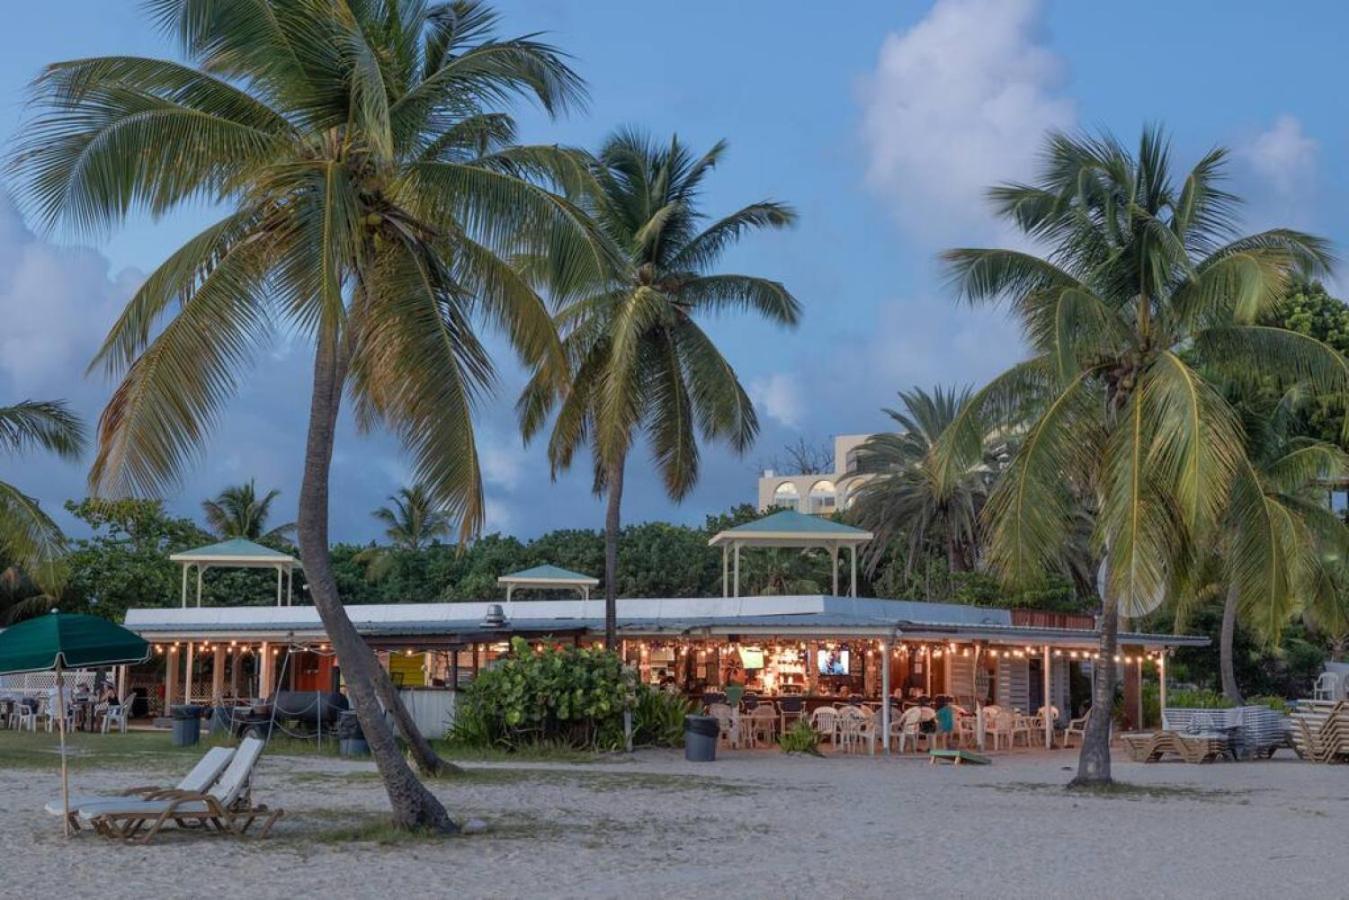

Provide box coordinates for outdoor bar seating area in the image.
[112,595,1202,749]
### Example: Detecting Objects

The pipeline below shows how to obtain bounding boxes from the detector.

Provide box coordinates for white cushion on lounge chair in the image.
[77,737,265,824]
[47,746,236,818]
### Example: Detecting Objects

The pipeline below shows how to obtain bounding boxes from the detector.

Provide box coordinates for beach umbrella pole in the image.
[57,661,70,837]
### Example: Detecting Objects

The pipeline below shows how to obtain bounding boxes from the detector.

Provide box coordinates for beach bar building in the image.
[121,592,1203,749]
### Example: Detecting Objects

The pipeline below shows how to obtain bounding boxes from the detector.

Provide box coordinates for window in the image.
[772,482,800,511]
[808,480,836,513]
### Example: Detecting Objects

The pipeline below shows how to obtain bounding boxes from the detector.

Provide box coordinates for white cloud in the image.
[748,372,803,429]
[1243,115,1317,197]
[859,0,1075,241]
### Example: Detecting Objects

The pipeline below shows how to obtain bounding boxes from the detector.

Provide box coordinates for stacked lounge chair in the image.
[1163,706,1290,759]
[1120,730,1234,763]
[1288,700,1349,763]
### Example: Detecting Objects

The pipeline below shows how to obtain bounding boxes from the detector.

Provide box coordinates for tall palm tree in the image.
[374,483,452,550]
[202,479,295,541]
[847,386,1008,577]
[0,400,85,600]
[939,128,1344,786]
[15,0,610,832]
[1179,397,1349,703]
[520,130,800,647]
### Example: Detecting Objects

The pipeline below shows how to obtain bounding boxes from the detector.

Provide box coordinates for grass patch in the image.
[985,780,1250,803]
[297,809,565,846]
[433,742,608,765]
[451,766,758,796]
[0,729,343,772]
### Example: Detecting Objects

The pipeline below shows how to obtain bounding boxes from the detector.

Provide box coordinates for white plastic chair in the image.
[1313,672,1342,701]
[1060,708,1090,748]
[746,706,778,747]
[708,703,740,748]
[12,698,37,732]
[809,706,839,747]
[892,706,928,753]
[101,697,132,734]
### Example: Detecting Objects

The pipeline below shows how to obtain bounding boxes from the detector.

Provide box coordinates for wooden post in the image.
[229,647,241,699]
[180,565,189,608]
[195,566,204,607]
[721,545,729,599]
[212,646,226,704]
[1158,651,1167,726]
[165,647,178,716]
[450,648,460,691]
[258,641,271,699]
[276,566,283,606]
[116,664,128,704]
[184,642,195,705]
[880,639,891,752]
[1042,644,1052,749]
[1122,646,1142,730]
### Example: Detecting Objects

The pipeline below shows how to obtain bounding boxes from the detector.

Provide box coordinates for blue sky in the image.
[1,0,1346,544]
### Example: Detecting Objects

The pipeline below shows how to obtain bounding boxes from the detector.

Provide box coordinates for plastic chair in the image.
[102,697,132,734]
[708,703,740,748]
[809,706,839,747]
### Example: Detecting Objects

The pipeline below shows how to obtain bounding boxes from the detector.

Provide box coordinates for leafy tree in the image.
[17,0,611,831]
[372,483,452,551]
[1,400,85,598]
[940,127,1342,786]
[202,479,295,541]
[848,386,1007,575]
[520,130,799,647]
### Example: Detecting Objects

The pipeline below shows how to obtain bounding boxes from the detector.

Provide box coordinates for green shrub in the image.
[777,718,822,756]
[631,686,695,748]
[1166,689,1234,709]
[447,637,636,751]
[1246,694,1290,714]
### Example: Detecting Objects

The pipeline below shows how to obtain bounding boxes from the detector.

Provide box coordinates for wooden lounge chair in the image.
[46,746,236,832]
[79,737,282,843]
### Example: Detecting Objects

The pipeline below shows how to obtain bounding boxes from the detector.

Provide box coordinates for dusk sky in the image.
[2,0,1346,544]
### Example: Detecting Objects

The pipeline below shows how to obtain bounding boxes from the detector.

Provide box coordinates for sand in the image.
[2,742,1346,899]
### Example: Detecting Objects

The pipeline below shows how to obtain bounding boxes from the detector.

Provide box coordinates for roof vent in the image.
[481,603,507,628]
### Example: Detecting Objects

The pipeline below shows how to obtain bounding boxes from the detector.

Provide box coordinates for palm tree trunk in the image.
[603,455,625,650]
[369,662,458,777]
[946,532,967,573]
[1219,583,1243,705]
[297,332,455,832]
[1070,592,1118,787]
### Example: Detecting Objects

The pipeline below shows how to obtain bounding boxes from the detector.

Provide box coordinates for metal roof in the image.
[708,510,873,547]
[497,565,598,586]
[121,595,1206,649]
[169,538,296,566]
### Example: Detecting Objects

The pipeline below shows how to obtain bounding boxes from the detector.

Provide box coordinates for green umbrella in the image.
[0,612,150,835]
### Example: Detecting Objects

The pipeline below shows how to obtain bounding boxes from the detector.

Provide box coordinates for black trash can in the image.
[170,705,202,747]
[337,710,369,757]
[683,714,719,762]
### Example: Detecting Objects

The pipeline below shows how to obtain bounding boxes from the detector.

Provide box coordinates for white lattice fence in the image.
[0,671,96,696]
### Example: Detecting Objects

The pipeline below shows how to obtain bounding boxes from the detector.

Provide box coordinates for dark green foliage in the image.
[630,686,696,748]
[447,637,636,751]
[1169,603,1328,698]
[61,498,297,620]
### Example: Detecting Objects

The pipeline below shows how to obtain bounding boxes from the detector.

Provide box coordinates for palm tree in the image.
[0,399,85,602]
[519,130,800,647]
[202,479,295,541]
[1180,397,1349,703]
[357,483,451,581]
[374,483,452,550]
[939,128,1345,786]
[847,386,1008,577]
[15,0,610,832]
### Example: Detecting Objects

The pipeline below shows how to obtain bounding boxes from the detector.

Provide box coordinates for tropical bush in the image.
[1246,694,1290,714]
[449,638,636,751]
[631,687,696,748]
[777,718,822,756]
[1166,689,1235,710]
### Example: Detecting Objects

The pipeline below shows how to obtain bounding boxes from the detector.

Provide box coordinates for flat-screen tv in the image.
[817,648,850,676]
[738,648,765,670]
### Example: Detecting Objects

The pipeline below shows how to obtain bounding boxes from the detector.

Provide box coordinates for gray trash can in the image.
[170,705,202,747]
[684,714,719,762]
[337,710,369,757]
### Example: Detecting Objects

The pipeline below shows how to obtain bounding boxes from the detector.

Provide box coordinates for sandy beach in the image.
[2,736,1346,900]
